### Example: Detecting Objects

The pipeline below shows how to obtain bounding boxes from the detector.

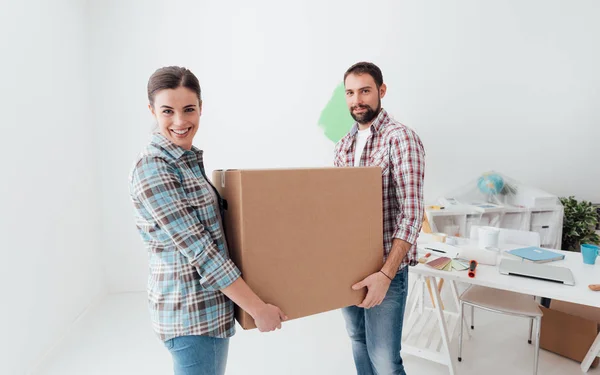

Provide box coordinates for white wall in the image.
[0,1,106,374]
[89,0,600,293]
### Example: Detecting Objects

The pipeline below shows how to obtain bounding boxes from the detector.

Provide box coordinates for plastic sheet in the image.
[425,171,563,249]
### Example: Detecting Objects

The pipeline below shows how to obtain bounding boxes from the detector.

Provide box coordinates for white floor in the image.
[33,291,595,375]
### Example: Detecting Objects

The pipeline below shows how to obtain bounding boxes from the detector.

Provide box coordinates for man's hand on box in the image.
[254,303,288,332]
[352,272,392,309]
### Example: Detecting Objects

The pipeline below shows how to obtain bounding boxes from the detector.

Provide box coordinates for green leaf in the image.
[560,196,600,250]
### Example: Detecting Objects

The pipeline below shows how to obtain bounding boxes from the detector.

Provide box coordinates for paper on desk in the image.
[418,242,460,258]
[426,256,452,270]
[452,259,469,271]
[425,256,469,272]
[455,247,499,265]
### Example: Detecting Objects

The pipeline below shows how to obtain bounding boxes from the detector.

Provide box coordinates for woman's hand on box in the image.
[254,303,288,332]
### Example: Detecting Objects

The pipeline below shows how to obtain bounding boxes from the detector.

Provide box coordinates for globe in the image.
[477,173,504,195]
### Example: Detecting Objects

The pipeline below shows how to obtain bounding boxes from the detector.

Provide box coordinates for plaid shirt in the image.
[129,133,241,341]
[334,109,425,270]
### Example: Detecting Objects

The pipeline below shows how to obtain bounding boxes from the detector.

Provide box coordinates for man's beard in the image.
[350,98,381,125]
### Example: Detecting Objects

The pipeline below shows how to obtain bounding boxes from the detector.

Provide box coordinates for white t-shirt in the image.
[354,127,371,166]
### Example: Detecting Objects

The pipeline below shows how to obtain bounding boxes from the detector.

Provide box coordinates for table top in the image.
[411,240,600,308]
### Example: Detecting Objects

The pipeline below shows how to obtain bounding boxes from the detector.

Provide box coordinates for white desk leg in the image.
[407,273,417,299]
[427,276,456,375]
[581,330,600,372]
[419,275,425,314]
[449,280,460,310]
[406,274,422,324]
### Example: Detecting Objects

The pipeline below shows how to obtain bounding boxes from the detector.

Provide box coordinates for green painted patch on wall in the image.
[318,83,354,143]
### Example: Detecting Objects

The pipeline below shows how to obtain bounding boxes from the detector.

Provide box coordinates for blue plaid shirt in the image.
[129,133,241,341]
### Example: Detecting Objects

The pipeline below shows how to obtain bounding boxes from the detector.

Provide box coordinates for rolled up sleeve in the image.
[390,130,425,245]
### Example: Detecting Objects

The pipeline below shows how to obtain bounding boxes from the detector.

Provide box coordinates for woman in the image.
[129,66,286,375]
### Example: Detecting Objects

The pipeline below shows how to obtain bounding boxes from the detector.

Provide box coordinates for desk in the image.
[405,243,600,374]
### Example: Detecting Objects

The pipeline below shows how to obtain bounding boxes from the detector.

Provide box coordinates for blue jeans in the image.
[342,266,409,375]
[163,335,230,375]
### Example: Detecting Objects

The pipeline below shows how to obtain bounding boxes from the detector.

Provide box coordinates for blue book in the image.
[506,247,565,263]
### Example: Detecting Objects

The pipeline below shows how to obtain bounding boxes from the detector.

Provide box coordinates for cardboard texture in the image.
[540,301,600,368]
[550,300,600,323]
[212,167,384,329]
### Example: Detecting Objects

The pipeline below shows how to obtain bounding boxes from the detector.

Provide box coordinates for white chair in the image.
[458,227,543,375]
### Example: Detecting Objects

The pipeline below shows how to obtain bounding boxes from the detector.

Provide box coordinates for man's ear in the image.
[379,83,387,99]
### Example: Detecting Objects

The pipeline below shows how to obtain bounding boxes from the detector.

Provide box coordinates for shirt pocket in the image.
[369,148,390,176]
[334,153,348,167]
[182,177,214,208]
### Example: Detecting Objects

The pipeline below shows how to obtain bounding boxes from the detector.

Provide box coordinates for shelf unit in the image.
[425,204,563,249]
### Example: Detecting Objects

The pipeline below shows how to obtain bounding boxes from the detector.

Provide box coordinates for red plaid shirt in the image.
[334,109,425,270]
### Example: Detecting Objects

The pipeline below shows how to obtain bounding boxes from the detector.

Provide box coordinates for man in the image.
[334,62,425,375]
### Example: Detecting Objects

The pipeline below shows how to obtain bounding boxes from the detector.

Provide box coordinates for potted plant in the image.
[560,196,600,251]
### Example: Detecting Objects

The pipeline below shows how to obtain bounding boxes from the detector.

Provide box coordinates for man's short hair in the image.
[344,62,384,88]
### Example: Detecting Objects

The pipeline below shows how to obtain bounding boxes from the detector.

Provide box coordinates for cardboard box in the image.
[540,300,600,368]
[212,167,383,329]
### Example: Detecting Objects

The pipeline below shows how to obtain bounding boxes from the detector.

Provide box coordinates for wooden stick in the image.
[422,214,433,234]
[425,278,436,307]
[437,279,445,310]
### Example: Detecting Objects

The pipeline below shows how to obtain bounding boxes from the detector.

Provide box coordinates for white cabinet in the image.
[425,205,563,249]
